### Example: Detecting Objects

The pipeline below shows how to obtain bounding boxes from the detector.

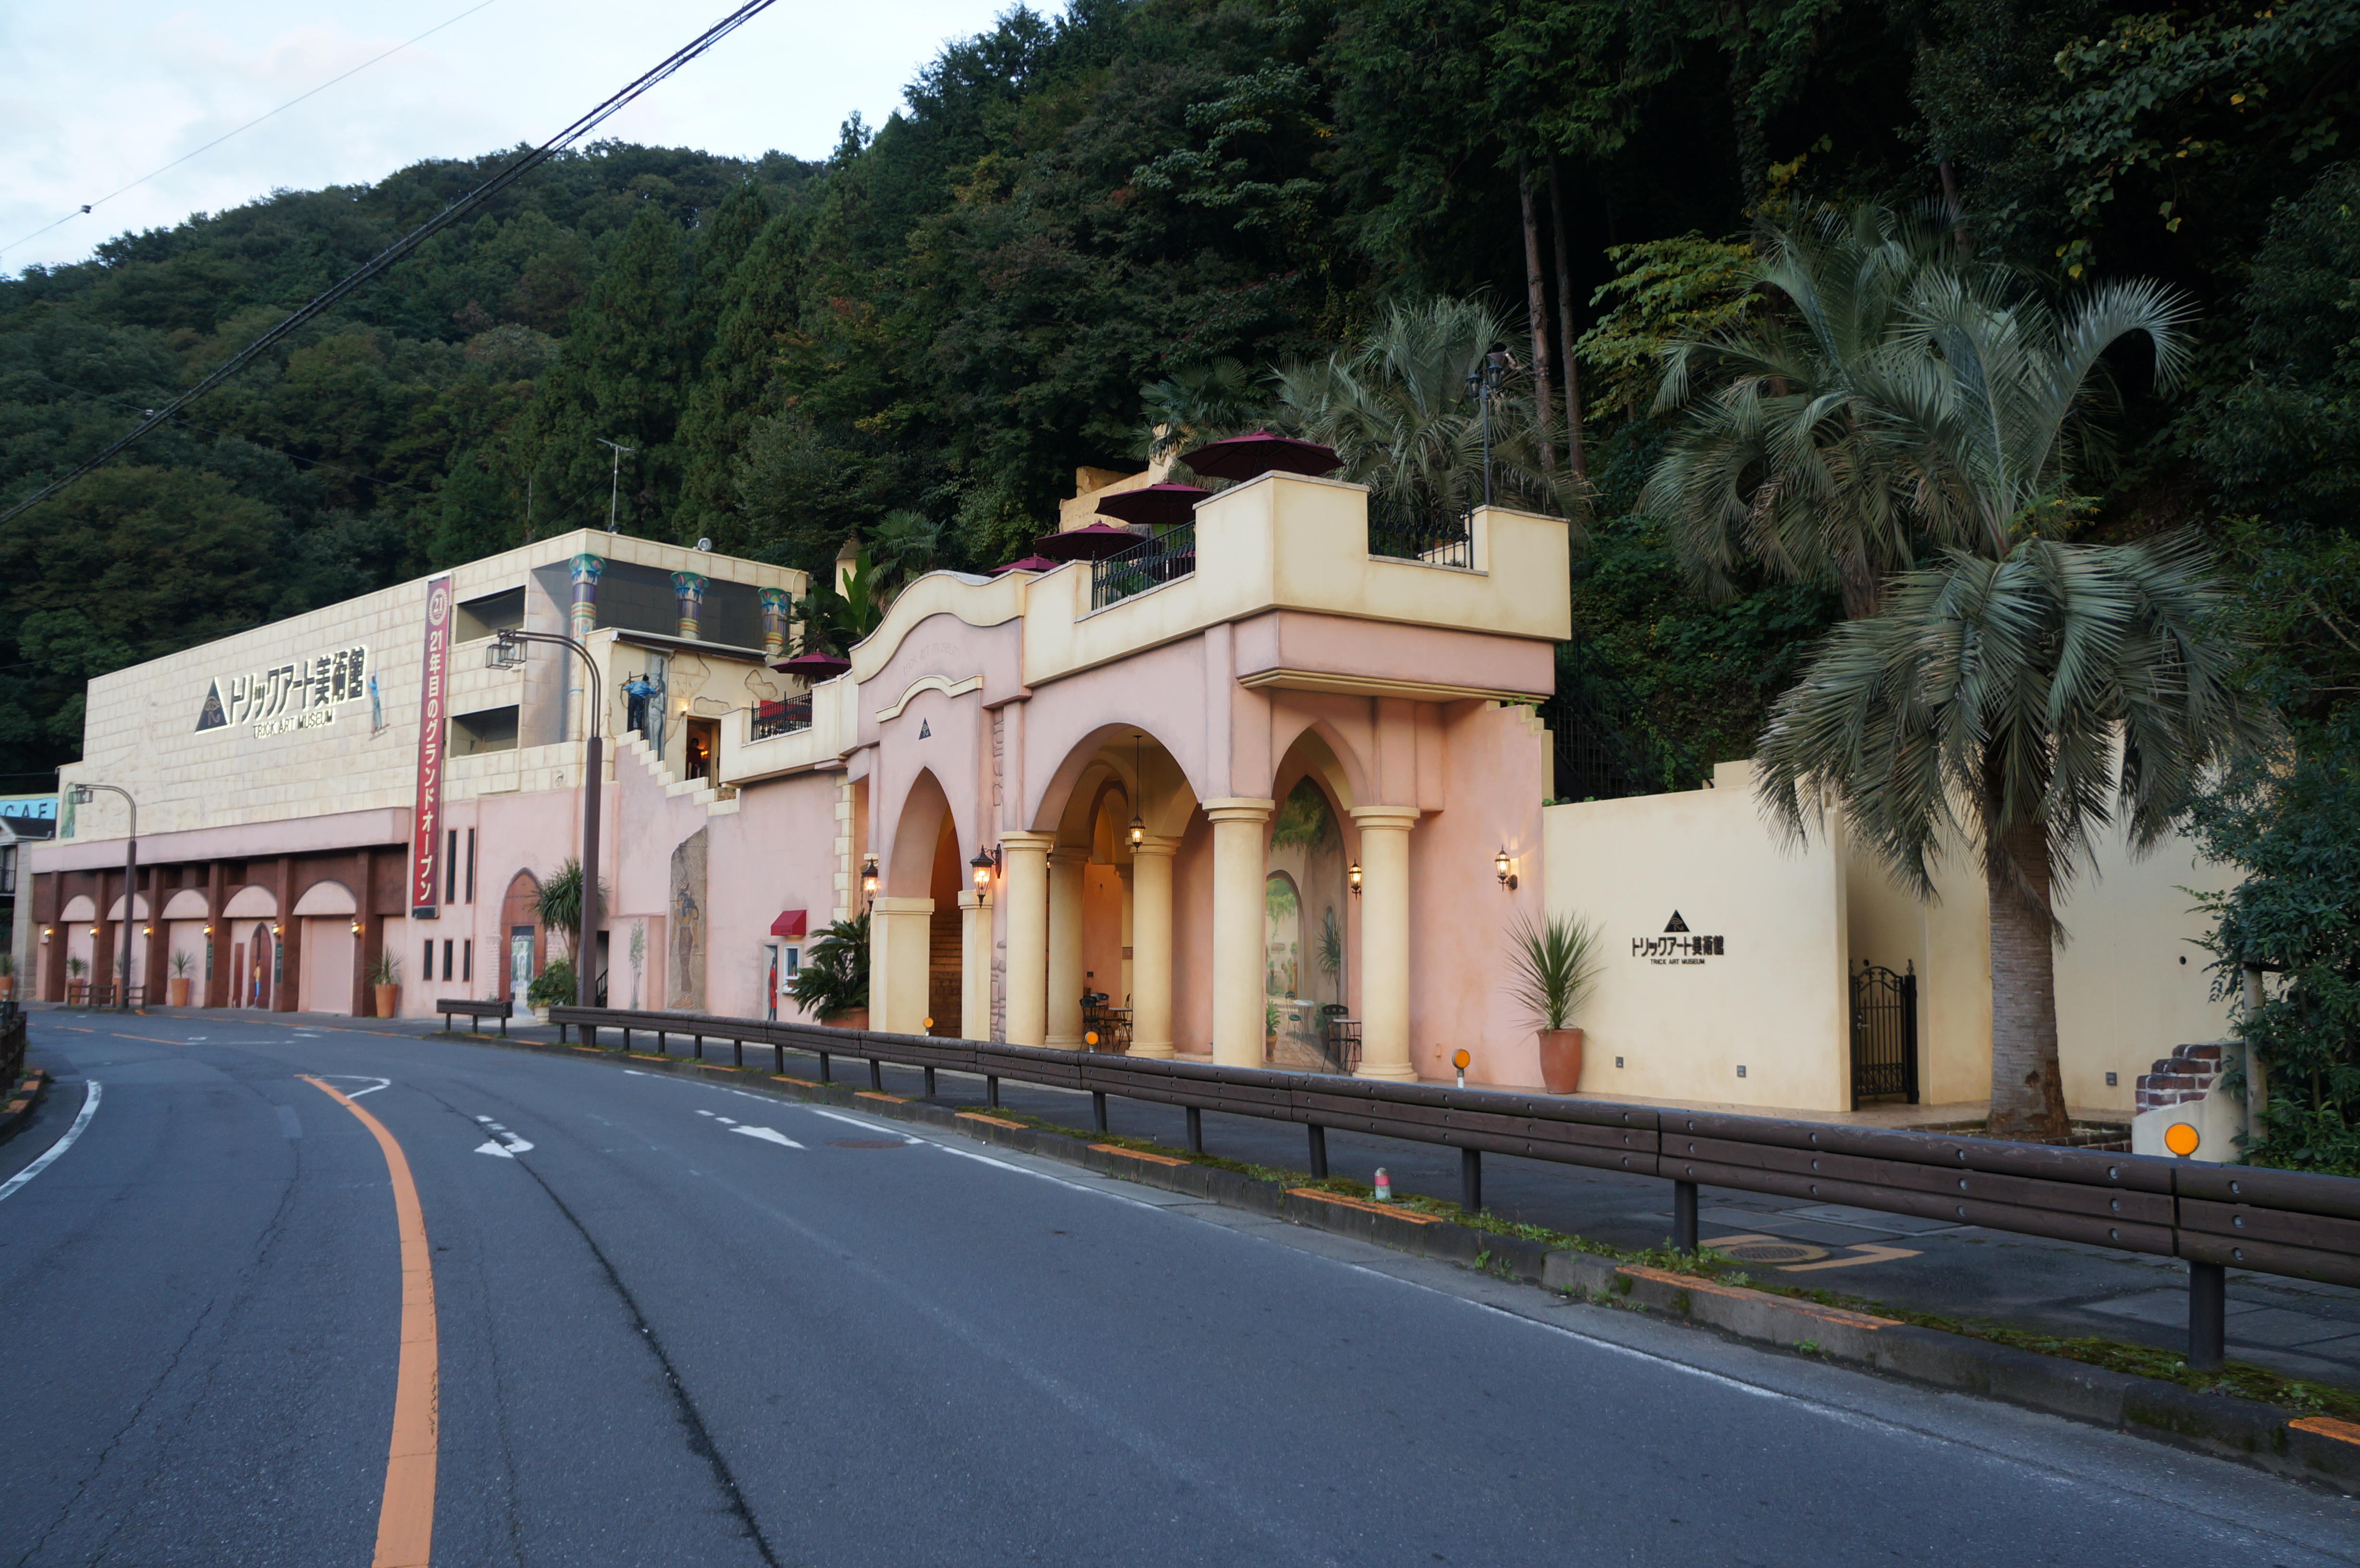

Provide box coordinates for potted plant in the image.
[65,953,86,1003]
[168,949,193,1007]
[787,912,870,1029]
[1506,913,1603,1095]
[526,956,576,1024]
[369,950,401,1019]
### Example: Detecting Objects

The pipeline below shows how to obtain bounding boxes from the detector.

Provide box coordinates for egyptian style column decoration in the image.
[1204,798,1275,1068]
[1126,835,1179,1059]
[568,553,604,641]
[672,571,709,641]
[959,889,992,1043]
[1349,806,1420,1080]
[867,894,934,1035]
[1044,846,1088,1050]
[757,588,792,659]
[997,832,1055,1049]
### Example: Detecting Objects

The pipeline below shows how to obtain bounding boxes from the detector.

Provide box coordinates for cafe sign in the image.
[195,645,370,738]
[1635,910,1725,965]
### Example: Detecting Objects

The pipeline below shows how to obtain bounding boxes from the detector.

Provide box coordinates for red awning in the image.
[769,909,808,939]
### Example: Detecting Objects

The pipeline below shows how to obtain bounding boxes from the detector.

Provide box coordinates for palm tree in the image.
[1142,356,1270,464]
[1274,295,1585,526]
[869,509,943,591]
[1643,205,2194,616]
[1756,533,2265,1138]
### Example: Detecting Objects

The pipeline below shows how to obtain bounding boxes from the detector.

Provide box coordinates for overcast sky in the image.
[1,0,1032,276]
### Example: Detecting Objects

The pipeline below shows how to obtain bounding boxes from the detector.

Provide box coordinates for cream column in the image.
[998,831,1054,1048]
[1045,846,1089,1050]
[867,895,933,1036]
[1205,798,1275,1068]
[1127,834,1179,1058]
[1349,806,1419,1080]
[959,889,991,1042]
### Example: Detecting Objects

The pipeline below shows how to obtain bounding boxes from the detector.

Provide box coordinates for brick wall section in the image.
[2136,1042,2226,1115]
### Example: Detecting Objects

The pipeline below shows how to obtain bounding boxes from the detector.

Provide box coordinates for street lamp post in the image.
[490,629,603,1006]
[67,783,136,1011]
[1464,347,1512,509]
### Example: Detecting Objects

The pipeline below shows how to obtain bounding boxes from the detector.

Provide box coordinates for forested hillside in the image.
[3,0,2354,786]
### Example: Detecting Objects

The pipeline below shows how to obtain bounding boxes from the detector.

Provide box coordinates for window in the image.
[422,939,433,981]
[446,829,458,903]
[442,939,454,981]
[450,706,520,756]
[462,939,473,983]
[453,587,525,644]
[0,844,14,895]
[465,829,476,903]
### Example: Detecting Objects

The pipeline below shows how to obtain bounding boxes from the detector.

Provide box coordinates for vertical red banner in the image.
[410,574,453,918]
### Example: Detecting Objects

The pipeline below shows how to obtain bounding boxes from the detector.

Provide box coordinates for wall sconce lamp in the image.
[1347,861,1362,897]
[350,920,363,936]
[88,925,99,937]
[272,923,283,936]
[203,924,214,935]
[860,856,879,901]
[969,845,1001,889]
[142,925,153,936]
[1495,846,1517,891]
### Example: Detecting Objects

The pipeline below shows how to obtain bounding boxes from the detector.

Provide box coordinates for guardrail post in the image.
[986,1074,999,1108]
[655,1030,665,1056]
[869,1057,883,1092]
[1672,1179,1698,1254]
[819,1051,831,1084]
[2189,1261,2227,1371]
[1185,1106,1204,1153]
[924,1067,936,1097]
[693,1033,704,1062]
[774,1042,784,1074]
[1307,1124,1328,1179]
[1092,1091,1107,1134]
[734,1037,745,1069]
[1461,1148,1482,1213]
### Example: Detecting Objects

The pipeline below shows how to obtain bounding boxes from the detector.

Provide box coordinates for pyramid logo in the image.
[918,719,932,738]
[195,680,228,732]
[1663,911,1690,933]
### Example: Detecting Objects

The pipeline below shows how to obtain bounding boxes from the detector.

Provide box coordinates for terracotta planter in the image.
[0,976,13,1003]
[167,978,192,1007]
[1537,1027,1585,1095]
[828,1007,870,1031]
[373,983,399,1019]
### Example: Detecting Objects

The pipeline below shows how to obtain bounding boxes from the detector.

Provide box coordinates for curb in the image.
[0,1069,50,1146]
[442,1029,2360,1488]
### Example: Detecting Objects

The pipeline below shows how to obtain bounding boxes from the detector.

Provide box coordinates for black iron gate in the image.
[1850,963,1919,1108]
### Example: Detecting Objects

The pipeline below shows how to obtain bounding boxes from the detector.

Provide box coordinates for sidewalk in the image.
[37,1004,2359,1387]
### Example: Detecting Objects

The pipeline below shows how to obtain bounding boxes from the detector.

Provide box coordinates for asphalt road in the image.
[4,1012,2355,1567]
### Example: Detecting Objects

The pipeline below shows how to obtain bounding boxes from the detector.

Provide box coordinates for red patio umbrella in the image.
[1091,483,1210,530]
[1028,523,1147,562]
[991,554,1064,575]
[771,649,851,681]
[1178,429,1343,482]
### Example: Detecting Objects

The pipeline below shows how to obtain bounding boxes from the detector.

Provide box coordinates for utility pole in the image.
[67,783,136,1011]
[596,439,635,534]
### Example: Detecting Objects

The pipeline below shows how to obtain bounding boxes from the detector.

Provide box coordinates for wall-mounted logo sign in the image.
[196,646,370,738]
[1635,910,1725,965]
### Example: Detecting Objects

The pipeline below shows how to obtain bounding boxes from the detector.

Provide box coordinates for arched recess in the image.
[1266,714,1373,816]
[499,870,544,1004]
[1264,738,1358,1071]
[222,885,278,919]
[161,889,209,919]
[1027,722,1202,839]
[885,768,958,898]
[292,880,357,917]
[104,894,151,920]
[59,894,96,922]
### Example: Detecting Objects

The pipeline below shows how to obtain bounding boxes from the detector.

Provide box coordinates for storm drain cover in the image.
[1720,1240,1823,1264]
[828,1138,909,1149]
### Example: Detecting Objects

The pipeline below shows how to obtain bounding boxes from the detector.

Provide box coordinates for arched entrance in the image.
[500,870,543,1013]
[1265,776,1351,1069]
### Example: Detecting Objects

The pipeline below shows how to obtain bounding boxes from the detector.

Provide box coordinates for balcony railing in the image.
[1090,524,1195,612]
[749,694,813,742]
[1368,501,1475,569]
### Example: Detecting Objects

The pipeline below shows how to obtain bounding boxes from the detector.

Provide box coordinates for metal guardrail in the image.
[1090,525,1193,612]
[548,1004,2358,1370]
[1367,502,1474,569]
[749,694,813,742]
[438,998,516,1037]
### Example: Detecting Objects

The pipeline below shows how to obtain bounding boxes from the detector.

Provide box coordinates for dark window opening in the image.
[465,829,476,903]
[463,939,473,983]
[450,706,520,756]
[454,587,526,643]
[442,939,454,981]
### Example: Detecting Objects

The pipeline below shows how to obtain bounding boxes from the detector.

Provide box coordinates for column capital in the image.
[1045,845,1091,869]
[997,830,1057,853]
[1347,805,1421,830]
[1128,833,1181,860]
[1202,797,1276,823]
[871,895,935,915]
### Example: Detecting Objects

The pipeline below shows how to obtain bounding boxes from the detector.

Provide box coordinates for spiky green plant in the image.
[787,912,871,1022]
[1756,534,2266,1137]
[1504,913,1604,1033]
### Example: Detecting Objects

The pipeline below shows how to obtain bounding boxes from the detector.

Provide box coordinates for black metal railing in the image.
[1540,633,1712,801]
[1367,501,1475,569]
[749,694,813,742]
[1090,525,1193,612]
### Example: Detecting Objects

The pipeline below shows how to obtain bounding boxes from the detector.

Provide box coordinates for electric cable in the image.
[0,0,780,529]
[0,0,504,263]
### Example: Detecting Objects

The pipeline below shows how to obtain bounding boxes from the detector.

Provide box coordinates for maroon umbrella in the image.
[1028,523,1147,562]
[1091,483,1210,530]
[771,649,851,681]
[991,554,1063,575]
[1178,429,1343,482]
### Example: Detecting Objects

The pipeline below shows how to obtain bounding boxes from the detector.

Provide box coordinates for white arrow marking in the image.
[474,1126,534,1157]
[475,1139,514,1158]
[729,1125,803,1148]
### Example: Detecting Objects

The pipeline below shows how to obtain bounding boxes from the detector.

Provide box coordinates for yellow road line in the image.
[302,1075,437,1568]
[107,1032,181,1044]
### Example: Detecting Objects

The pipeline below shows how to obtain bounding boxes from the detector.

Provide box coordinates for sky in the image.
[0,0,1033,275]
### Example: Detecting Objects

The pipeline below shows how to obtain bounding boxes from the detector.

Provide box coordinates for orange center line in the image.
[302,1075,437,1568]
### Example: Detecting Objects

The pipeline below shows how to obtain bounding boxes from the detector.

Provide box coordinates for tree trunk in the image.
[1984,807,2069,1139]
[1547,157,1586,485]
[1517,162,1556,477]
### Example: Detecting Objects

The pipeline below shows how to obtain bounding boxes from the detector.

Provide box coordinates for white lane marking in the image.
[322,1075,392,1098]
[730,1125,804,1148]
[0,1081,103,1203]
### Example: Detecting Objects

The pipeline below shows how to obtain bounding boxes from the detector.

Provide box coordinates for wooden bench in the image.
[438,998,516,1037]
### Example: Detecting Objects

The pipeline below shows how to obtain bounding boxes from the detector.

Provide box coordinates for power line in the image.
[0,0,782,529]
[0,0,505,263]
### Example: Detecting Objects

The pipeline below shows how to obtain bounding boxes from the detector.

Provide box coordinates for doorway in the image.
[509,925,535,1017]
[247,922,273,1008]
[685,717,720,788]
